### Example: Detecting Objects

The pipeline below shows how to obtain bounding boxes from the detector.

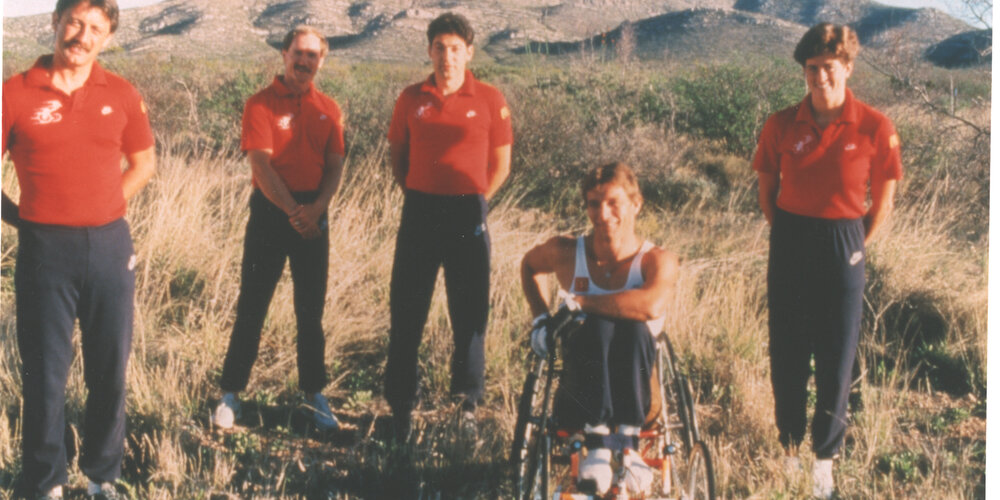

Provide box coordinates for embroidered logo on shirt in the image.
[466,110,477,118]
[277,114,294,130]
[792,134,814,154]
[574,277,590,292]
[31,100,63,125]
[101,106,113,115]
[844,143,857,151]
[416,102,433,119]
[849,251,863,266]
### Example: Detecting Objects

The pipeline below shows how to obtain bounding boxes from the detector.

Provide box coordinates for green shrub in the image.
[672,59,802,156]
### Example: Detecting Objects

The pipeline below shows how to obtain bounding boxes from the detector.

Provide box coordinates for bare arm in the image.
[247,149,299,215]
[292,150,345,233]
[757,171,779,226]
[575,248,679,322]
[864,178,896,246]
[484,144,512,201]
[122,146,157,201]
[390,142,409,191]
[521,240,557,318]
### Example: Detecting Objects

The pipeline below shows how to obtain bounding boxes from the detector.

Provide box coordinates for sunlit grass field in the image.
[0,51,988,498]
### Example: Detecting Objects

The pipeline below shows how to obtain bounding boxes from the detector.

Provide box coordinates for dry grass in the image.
[0,58,987,499]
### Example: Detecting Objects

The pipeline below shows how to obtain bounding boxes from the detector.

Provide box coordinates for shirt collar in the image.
[420,70,477,98]
[270,75,315,98]
[24,55,109,89]
[795,88,858,127]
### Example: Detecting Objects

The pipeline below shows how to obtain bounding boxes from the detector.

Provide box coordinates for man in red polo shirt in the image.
[211,26,345,433]
[1,1,155,498]
[384,12,513,441]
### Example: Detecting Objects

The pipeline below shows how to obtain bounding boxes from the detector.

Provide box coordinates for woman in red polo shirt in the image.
[752,23,902,499]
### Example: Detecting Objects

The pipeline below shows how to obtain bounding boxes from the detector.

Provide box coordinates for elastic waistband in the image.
[774,208,862,230]
[19,217,128,233]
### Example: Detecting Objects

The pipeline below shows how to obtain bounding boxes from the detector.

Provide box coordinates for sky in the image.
[0,0,991,26]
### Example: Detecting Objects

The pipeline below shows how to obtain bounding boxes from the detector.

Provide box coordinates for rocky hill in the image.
[1,0,987,67]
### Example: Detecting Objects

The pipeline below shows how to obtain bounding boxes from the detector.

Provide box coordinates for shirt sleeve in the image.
[2,85,11,155]
[121,84,155,154]
[386,90,410,145]
[489,89,513,148]
[871,117,903,185]
[752,114,781,175]
[241,95,273,152]
[326,99,346,156]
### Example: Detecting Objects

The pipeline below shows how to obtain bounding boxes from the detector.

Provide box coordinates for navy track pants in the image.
[15,218,135,496]
[767,208,865,459]
[220,190,328,394]
[384,190,490,414]
[555,316,655,450]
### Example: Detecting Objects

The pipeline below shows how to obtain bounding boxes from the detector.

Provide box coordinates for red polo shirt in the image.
[2,56,155,226]
[753,89,903,219]
[241,77,345,192]
[387,70,512,195]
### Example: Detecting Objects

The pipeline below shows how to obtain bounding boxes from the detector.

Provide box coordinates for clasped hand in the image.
[288,204,324,239]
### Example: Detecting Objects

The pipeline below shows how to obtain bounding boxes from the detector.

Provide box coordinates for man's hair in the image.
[282,25,329,56]
[581,162,643,205]
[427,13,474,46]
[793,23,859,66]
[55,0,119,33]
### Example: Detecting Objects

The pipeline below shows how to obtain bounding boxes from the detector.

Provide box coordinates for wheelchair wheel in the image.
[683,440,716,500]
[512,359,546,499]
[660,336,695,450]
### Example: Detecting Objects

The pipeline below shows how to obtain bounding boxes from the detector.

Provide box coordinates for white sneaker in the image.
[812,458,834,499]
[622,448,655,495]
[306,393,339,430]
[579,448,613,495]
[212,392,239,429]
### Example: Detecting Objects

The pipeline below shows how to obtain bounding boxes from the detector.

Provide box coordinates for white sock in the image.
[86,480,103,495]
[44,485,63,497]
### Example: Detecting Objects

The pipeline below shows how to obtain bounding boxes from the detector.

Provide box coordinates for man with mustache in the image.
[384,12,512,441]
[2,1,155,498]
[212,26,345,433]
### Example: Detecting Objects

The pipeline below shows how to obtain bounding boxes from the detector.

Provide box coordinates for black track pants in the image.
[767,208,865,459]
[220,190,329,394]
[384,191,490,414]
[555,315,655,446]
[16,218,135,496]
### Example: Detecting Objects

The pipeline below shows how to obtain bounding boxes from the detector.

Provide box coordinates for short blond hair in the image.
[282,25,329,56]
[794,23,859,66]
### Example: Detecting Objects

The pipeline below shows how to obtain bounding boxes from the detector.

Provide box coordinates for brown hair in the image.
[581,162,643,205]
[427,12,474,46]
[282,26,329,56]
[793,23,859,66]
[55,0,119,33]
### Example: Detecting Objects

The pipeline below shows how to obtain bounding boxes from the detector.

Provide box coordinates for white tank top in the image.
[568,236,666,336]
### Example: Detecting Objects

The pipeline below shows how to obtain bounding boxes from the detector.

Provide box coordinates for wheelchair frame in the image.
[511,309,716,500]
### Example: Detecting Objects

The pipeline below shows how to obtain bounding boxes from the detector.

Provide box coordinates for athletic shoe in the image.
[36,486,62,500]
[622,448,655,495]
[306,393,340,431]
[212,392,240,429]
[578,448,613,495]
[87,481,124,500]
[812,458,834,499]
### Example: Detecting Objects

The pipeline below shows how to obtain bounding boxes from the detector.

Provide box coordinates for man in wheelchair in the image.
[520,162,680,496]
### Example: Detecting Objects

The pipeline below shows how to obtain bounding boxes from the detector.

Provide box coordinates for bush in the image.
[672,59,802,156]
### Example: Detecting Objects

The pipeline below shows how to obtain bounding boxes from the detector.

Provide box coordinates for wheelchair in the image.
[511,308,716,500]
